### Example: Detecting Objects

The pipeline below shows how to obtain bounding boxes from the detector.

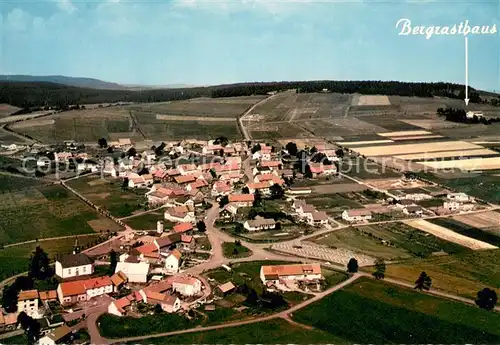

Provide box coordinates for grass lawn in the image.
[322,269,349,288]
[0,184,115,245]
[1,334,28,344]
[0,174,47,192]
[98,312,202,338]
[124,212,174,231]
[67,175,147,217]
[314,222,469,261]
[429,218,500,247]
[0,234,101,281]
[417,172,500,203]
[195,235,212,251]
[222,242,252,259]
[127,318,342,344]
[292,278,500,344]
[374,249,500,299]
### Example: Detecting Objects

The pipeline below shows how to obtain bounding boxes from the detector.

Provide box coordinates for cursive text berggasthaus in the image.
[396,18,497,39]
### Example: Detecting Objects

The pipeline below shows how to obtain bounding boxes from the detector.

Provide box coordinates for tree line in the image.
[437,107,500,125]
[2,80,498,110]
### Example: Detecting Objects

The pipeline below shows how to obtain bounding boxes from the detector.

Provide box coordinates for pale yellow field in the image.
[378,130,432,137]
[420,157,500,171]
[11,119,55,128]
[391,135,443,141]
[156,114,234,122]
[404,219,497,250]
[337,139,394,146]
[394,148,498,160]
[453,211,500,229]
[400,119,466,130]
[357,95,391,106]
[351,141,482,157]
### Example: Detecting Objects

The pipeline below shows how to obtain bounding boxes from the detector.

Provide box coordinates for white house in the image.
[164,249,182,274]
[55,253,93,279]
[403,193,432,201]
[342,209,372,222]
[447,193,474,202]
[260,264,322,285]
[115,261,150,283]
[403,205,424,216]
[306,211,329,226]
[243,216,276,231]
[443,201,474,212]
[17,290,42,319]
[172,276,202,296]
[38,325,72,345]
[286,187,312,196]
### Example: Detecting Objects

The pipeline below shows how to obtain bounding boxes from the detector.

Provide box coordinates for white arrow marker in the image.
[465,36,469,106]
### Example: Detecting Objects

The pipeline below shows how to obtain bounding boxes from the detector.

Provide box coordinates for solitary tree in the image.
[28,247,50,280]
[253,190,262,207]
[196,221,207,232]
[218,195,229,208]
[285,142,298,156]
[127,147,137,157]
[373,258,386,280]
[335,148,344,158]
[270,184,284,200]
[17,311,40,345]
[242,186,250,194]
[209,168,217,179]
[414,271,432,291]
[251,143,261,154]
[109,250,118,275]
[475,288,498,310]
[98,138,108,148]
[347,258,358,273]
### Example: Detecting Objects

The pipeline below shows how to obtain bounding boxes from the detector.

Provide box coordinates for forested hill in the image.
[0,80,494,109]
[0,75,126,90]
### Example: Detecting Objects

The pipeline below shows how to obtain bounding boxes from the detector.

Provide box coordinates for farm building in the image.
[172,276,202,296]
[260,264,322,285]
[38,325,72,345]
[342,209,373,222]
[115,261,150,283]
[244,216,276,231]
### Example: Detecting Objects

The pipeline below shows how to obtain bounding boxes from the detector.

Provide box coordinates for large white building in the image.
[260,264,322,285]
[55,253,93,279]
[172,276,202,296]
[341,209,372,222]
[115,261,150,283]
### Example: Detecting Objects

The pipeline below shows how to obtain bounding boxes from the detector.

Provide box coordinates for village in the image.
[0,134,496,345]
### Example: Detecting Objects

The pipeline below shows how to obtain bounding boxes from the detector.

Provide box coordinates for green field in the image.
[430,218,500,247]
[0,234,101,281]
[379,249,500,299]
[67,175,147,217]
[304,193,363,215]
[127,318,342,344]
[0,184,118,245]
[221,242,253,259]
[9,97,260,142]
[314,223,470,260]
[292,278,500,344]
[98,311,201,338]
[0,174,47,192]
[417,172,500,203]
[124,211,174,231]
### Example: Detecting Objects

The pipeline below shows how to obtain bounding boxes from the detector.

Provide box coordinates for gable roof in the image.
[175,175,196,184]
[217,281,236,293]
[168,249,182,260]
[228,194,254,202]
[18,290,39,301]
[56,253,93,268]
[39,290,57,301]
[261,264,321,278]
[173,222,193,233]
[46,325,72,342]
[110,271,128,286]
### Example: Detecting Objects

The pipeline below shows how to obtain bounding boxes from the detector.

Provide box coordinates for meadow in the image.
[292,278,500,344]
[377,249,500,299]
[123,211,174,231]
[67,175,147,218]
[126,318,342,344]
[429,218,500,247]
[0,234,101,281]
[8,97,261,143]
[0,183,117,245]
[314,222,469,260]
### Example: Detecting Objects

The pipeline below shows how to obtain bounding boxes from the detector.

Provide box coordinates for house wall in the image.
[162,298,181,313]
[86,285,114,299]
[108,302,123,317]
[173,281,201,296]
[17,298,39,318]
[55,262,93,279]
[165,256,179,273]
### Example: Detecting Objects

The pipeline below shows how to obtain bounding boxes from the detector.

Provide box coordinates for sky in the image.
[0,0,499,90]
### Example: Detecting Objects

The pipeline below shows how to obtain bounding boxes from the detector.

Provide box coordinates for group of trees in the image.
[3,80,499,111]
[437,107,500,125]
[2,247,52,312]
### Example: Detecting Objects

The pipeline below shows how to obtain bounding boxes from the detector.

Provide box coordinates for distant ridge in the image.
[0,75,127,90]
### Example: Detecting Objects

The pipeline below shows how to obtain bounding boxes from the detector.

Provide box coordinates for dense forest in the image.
[0,80,497,110]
